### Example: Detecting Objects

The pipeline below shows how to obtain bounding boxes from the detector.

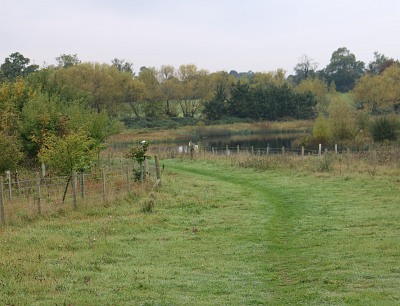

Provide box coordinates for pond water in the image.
[172,132,305,150]
[151,128,309,152]
[110,128,309,153]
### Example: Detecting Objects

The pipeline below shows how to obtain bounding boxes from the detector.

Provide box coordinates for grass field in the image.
[0,155,400,305]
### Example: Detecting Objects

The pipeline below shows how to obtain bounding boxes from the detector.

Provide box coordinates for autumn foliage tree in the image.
[352,64,400,113]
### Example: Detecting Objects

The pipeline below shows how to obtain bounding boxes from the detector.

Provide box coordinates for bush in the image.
[369,116,399,142]
[0,133,24,172]
[312,115,331,146]
[315,154,333,172]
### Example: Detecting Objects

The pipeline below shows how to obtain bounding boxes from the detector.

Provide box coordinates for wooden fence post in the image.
[335,144,338,154]
[251,146,254,155]
[154,155,162,187]
[14,170,20,190]
[212,147,215,155]
[226,145,229,156]
[35,172,41,215]
[72,171,77,209]
[301,146,305,157]
[80,171,85,199]
[267,146,270,155]
[41,162,46,179]
[101,169,106,203]
[189,142,194,160]
[5,171,11,201]
[144,159,150,180]
[318,144,322,156]
[237,145,240,155]
[282,146,285,154]
[0,177,4,225]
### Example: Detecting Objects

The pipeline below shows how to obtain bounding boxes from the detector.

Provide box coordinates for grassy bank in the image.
[0,156,399,304]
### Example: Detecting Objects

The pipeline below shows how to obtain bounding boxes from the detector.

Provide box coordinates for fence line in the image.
[209,144,346,156]
[152,143,344,157]
[0,157,162,225]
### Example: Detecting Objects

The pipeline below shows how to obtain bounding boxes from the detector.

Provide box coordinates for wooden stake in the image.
[0,177,4,225]
[154,156,162,187]
[101,169,106,203]
[35,172,41,215]
[144,159,149,180]
[80,171,85,199]
[72,171,77,209]
[5,171,11,201]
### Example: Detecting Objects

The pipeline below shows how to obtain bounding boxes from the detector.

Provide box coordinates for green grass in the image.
[1,157,400,304]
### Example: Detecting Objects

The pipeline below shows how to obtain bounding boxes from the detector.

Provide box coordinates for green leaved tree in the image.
[38,131,99,202]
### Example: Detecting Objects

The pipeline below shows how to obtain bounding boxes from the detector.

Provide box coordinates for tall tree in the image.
[227,82,253,118]
[159,65,175,81]
[202,83,227,120]
[0,52,38,81]
[137,67,163,118]
[122,78,145,116]
[56,54,81,69]
[320,47,365,92]
[159,65,179,116]
[293,54,318,84]
[353,65,400,113]
[111,58,134,76]
[295,77,328,115]
[48,63,129,115]
[177,64,209,117]
[367,51,398,75]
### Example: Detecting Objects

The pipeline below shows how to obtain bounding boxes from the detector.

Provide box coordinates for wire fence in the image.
[0,156,162,225]
[151,143,347,158]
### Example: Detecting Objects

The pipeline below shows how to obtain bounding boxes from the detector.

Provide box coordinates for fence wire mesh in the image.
[0,161,159,225]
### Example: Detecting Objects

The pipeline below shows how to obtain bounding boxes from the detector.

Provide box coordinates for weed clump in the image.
[315,154,333,172]
[141,192,155,213]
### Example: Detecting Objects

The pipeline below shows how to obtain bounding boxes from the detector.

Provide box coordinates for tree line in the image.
[1,47,400,172]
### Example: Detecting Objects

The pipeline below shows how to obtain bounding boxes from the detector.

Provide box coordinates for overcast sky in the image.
[1,0,399,74]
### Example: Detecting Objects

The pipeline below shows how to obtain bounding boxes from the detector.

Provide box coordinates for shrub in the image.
[312,115,331,146]
[369,116,399,142]
[315,154,333,172]
[0,133,24,172]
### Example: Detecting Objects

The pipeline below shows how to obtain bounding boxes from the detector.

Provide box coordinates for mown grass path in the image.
[166,159,312,304]
[0,158,399,305]
[166,159,400,305]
